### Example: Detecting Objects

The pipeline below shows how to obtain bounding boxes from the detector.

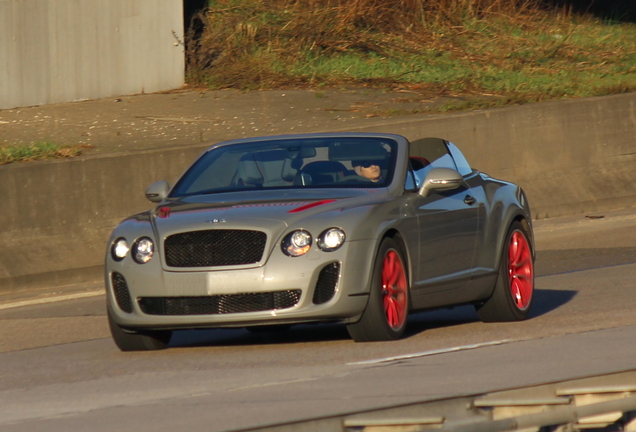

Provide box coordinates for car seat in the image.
[296,161,348,185]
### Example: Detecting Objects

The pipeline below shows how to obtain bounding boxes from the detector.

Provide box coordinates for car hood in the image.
[152,188,389,239]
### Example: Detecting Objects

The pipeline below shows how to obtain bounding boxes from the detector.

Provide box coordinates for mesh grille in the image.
[112,272,133,313]
[313,262,340,305]
[165,230,267,267]
[138,290,302,316]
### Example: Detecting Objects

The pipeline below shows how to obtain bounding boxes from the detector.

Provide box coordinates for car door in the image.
[413,182,479,292]
[408,139,480,294]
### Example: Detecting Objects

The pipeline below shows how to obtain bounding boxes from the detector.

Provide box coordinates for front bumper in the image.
[106,239,376,330]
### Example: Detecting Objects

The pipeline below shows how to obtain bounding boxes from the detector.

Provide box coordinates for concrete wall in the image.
[0,0,184,109]
[0,146,205,290]
[1,93,635,291]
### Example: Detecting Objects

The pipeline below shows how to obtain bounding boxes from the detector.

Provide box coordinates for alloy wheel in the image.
[381,249,408,330]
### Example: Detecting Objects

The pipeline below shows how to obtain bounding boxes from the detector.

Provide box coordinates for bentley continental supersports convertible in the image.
[106,133,534,350]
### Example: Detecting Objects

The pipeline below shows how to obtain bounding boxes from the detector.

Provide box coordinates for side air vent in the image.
[111,272,133,313]
[313,262,340,305]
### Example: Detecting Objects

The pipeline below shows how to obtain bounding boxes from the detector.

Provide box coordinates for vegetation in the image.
[0,142,85,165]
[187,0,636,109]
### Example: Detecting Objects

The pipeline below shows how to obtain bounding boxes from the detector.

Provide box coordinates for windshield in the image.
[170,137,398,197]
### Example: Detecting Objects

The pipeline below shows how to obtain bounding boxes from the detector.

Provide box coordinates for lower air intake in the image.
[138,290,302,316]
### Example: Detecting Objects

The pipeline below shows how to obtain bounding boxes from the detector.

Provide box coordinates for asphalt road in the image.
[1,209,636,431]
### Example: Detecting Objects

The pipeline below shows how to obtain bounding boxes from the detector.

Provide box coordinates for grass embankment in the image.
[0,142,85,165]
[5,1,633,164]
[188,0,636,110]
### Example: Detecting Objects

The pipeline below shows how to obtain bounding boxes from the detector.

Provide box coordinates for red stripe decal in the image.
[288,200,337,213]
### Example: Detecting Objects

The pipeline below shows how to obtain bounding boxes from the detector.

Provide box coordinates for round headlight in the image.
[132,237,154,264]
[318,228,346,252]
[111,238,129,261]
[282,230,312,257]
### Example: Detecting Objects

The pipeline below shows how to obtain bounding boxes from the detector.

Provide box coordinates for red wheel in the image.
[508,230,533,310]
[382,249,408,330]
[347,237,410,342]
[476,220,534,322]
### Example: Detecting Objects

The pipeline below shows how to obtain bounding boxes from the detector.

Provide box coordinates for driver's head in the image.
[352,160,382,182]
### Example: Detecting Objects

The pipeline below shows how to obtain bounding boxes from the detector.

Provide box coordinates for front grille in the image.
[313,262,340,304]
[165,229,267,267]
[138,290,302,316]
[111,272,133,313]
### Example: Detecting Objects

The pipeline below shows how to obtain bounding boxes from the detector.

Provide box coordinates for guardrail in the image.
[239,370,636,432]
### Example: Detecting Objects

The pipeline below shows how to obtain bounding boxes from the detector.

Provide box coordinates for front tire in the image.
[108,308,172,351]
[476,220,534,322]
[347,237,409,342]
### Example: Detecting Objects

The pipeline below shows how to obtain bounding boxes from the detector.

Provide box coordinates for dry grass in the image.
[0,142,86,165]
[190,0,540,81]
[186,0,636,107]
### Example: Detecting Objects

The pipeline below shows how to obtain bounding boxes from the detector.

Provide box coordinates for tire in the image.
[347,237,409,342]
[476,220,534,322]
[108,308,172,351]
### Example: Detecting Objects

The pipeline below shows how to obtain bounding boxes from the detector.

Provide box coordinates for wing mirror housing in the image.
[145,180,170,203]
[419,168,464,197]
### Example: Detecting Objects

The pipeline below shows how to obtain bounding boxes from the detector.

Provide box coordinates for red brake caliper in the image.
[508,231,534,310]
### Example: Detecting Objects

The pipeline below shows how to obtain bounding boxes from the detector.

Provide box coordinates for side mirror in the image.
[419,168,464,197]
[145,180,170,203]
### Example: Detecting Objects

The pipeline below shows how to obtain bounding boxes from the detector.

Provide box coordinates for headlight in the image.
[132,237,154,264]
[317,228,346,252]
[282,230,312,257]
[111,238,129,261]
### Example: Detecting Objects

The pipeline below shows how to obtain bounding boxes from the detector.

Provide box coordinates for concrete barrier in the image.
[361,92,636,219]
[1,93,634,291]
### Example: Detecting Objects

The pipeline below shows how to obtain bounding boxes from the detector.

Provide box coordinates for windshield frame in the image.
[169,136,399,199]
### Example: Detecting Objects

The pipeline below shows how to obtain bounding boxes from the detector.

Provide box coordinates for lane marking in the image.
[0,290,104,310]
[347,339,512,366]
[536,260,636,279]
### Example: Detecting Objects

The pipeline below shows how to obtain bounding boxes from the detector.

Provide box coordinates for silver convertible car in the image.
[106,133,534,350]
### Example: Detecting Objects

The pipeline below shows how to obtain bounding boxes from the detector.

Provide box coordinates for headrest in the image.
[281,158,303,182]
[237,154,264,185]
[301,161,347,175]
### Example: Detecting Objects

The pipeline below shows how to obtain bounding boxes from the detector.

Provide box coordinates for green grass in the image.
[188,1,636,111]
[0,142,84,165]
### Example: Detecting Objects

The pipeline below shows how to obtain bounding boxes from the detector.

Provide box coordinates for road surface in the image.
[1,210,636,431]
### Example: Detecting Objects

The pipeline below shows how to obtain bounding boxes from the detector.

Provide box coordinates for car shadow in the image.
[403,288,577,338]
[169,322,351,349]
[528,288,577,318]
[168,288,577,348]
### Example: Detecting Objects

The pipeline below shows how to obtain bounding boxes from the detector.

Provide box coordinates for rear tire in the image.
[108,308,172,351]
[347,237,409,342]
[476,220,534,322]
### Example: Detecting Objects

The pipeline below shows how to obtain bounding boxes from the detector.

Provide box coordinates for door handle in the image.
[464,195,477,205]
